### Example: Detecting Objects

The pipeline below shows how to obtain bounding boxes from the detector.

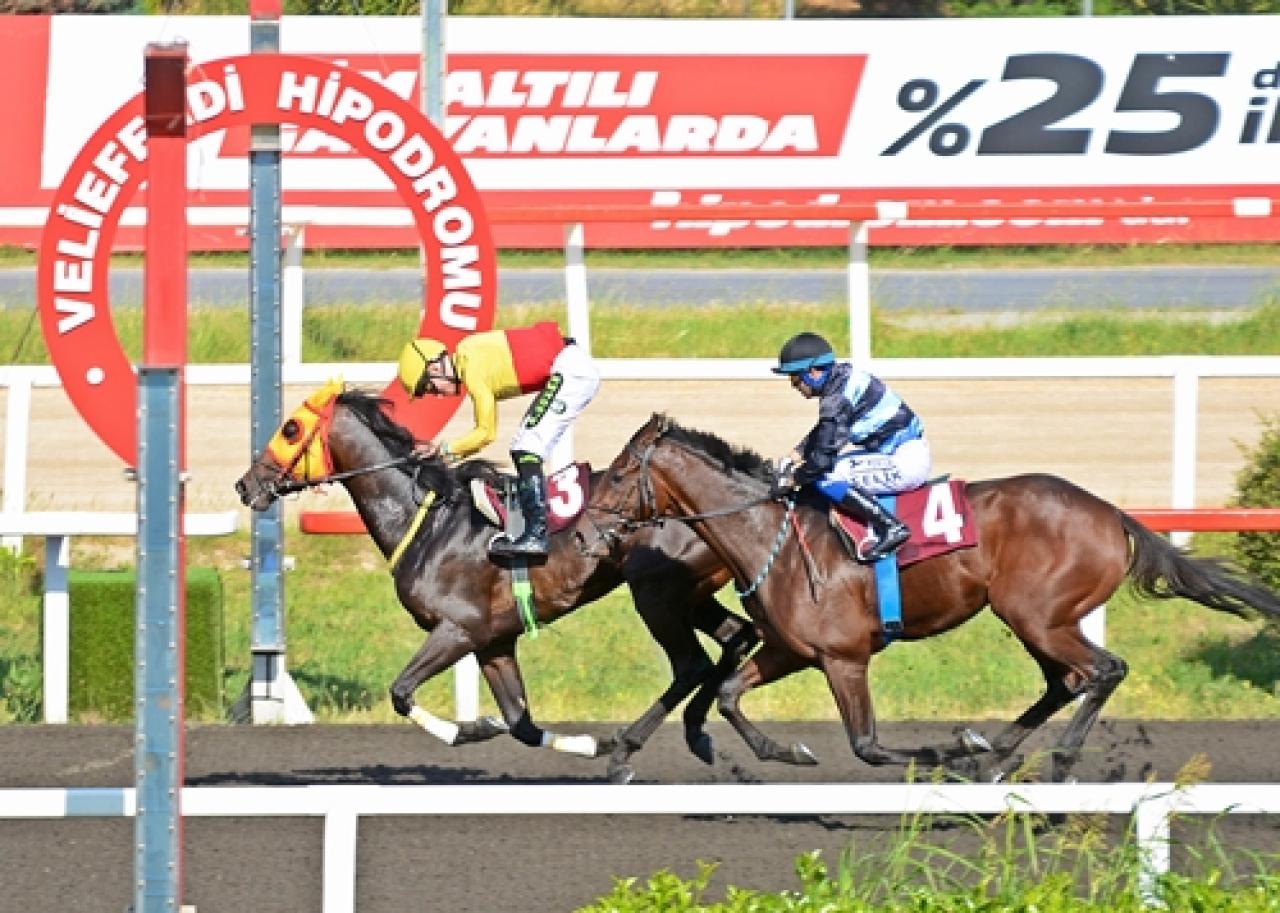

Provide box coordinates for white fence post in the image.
[847,221,871,363]
[282,224,306,367]
[2,368,32,552]
[1170,361,1199,549]
[563,221,591,352]
[41,534,71,724]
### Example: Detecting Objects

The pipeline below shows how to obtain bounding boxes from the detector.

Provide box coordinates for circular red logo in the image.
[38,53,497,465]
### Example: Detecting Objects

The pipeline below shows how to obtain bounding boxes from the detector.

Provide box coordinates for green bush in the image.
[67,567,225,721]
[1231,413,1280,594]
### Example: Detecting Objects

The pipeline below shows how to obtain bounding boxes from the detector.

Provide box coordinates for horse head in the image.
[235,378,345,511]
[589,413,778,542]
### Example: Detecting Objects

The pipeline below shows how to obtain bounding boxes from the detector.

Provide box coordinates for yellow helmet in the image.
[398,338,447,398]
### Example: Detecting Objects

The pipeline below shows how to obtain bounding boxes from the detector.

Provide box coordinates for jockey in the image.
[397,321,600,560]
[771,331,930,563]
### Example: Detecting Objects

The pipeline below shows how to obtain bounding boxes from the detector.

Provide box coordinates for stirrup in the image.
[489,531,548,559]
[857,524,909,563]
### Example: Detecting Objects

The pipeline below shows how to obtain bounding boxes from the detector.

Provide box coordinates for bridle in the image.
[577,419,778,557]
[258,394,422,500]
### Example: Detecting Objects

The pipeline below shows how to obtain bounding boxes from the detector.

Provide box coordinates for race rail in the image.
[2,780,1278,913]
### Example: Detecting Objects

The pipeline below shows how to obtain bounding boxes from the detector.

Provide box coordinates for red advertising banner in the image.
[3,14,1278,250]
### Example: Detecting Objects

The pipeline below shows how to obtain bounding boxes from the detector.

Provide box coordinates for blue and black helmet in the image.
[772,332,836,389]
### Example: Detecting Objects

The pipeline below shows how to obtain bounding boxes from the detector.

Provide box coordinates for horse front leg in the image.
[715,641,818,766]
[390,621,504,746]
[677,601,759,764]
[477,644,604,759]
[821,653,957,771]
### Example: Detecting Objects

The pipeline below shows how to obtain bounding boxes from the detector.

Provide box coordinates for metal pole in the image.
[137,40,188,913]
[420,0,479,717]
[242,0,313,724]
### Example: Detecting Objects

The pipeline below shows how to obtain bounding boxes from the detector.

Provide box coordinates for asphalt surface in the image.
[4,264,1280,310]
[3,720,1279,913]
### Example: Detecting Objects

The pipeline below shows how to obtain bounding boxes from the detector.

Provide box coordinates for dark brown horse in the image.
[587,414,1280,782]
[234,384,814,782]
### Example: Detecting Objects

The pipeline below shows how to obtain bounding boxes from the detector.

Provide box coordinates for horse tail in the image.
[1119,511,1280,620]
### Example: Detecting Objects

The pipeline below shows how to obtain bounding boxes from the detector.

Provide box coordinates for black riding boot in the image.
[837,484,910,563]
[490,472,550,559]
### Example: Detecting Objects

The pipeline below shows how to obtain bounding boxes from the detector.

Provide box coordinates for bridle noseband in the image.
[577,421,777,557]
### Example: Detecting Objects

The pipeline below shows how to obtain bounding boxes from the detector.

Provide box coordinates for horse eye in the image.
[281,419,301,443]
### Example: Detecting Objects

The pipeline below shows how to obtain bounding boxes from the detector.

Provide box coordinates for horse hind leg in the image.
[605,593,736,783]
[1050,646,1127,782]
[978,630,1128,783]
[478,646,605,759]
[390,622,506,746]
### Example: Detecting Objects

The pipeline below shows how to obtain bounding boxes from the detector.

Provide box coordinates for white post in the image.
[1170,362,1199,549]
[453,655,480,722]
[847,221,871,363]
[2,369,32,552]
[563,222,591,352]
[1080,605,1106,650]
[1134,793,1173,906]
[281,224,306,367]
[41,534,71,724]
[322,807,359,913]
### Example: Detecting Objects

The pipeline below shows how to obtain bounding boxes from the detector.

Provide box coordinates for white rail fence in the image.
[2,781,1278,912]
[6,354,1280,525]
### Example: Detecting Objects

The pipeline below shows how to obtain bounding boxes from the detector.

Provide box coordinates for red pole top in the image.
[143,42,188,139]
[249,0,283,19]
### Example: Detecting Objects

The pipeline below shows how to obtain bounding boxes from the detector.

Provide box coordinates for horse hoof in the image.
[608,763,636,785]
[457,715,507,743]
[960,728,992,753]
[687,733,715,766]
[790,743,819,766]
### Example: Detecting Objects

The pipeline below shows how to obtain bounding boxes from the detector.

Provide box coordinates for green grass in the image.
[2,246,1278,723]
[4,299,1279,366]
[5,241,1280,270]
[579,816,1280,912]
[5,527,1276,724]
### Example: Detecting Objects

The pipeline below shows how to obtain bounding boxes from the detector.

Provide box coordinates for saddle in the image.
[829,478,977,569]
[469,462,593,535]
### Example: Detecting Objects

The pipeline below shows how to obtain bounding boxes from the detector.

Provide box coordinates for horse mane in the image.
[652,413,775,483]
[336,389,505,498]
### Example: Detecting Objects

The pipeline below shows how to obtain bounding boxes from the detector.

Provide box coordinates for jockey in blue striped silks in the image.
[771,331,931,563]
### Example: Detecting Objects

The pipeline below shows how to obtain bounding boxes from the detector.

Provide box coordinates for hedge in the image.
[66,567,224,720]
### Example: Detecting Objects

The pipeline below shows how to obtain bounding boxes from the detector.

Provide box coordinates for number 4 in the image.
[922,483,964,543]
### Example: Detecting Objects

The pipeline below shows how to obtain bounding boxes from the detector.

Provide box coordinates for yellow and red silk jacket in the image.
[446,321,566,458]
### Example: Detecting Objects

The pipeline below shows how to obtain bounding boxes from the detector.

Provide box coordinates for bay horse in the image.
[587,413,1280,782]
[234,383,814,783]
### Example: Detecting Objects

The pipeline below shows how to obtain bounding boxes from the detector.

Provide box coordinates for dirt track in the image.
[2,720,1279,913]
[8,375,1280,518]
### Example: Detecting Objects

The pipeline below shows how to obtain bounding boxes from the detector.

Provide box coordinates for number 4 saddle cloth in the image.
[830,479,978,568]
[470,462,592,535]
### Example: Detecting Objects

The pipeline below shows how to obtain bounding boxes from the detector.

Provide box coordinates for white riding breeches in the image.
[509,343,601,461]
[826,437,933,495]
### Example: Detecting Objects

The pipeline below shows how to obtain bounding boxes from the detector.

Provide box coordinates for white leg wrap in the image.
[542,732,597,757]
[409,705,460,746]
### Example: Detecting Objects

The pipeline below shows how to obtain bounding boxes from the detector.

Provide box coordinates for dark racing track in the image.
[2,720,1278,912]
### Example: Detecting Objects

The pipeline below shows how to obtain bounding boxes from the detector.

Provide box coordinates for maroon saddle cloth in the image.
[474,462,592,535]
[830,479,977,568]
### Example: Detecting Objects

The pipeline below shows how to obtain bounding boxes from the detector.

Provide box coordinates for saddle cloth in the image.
[831,479,977,568]
[470,462,592,535]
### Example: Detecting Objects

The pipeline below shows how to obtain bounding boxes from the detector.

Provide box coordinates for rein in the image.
[586,424,811,599]
[272,456,415,496]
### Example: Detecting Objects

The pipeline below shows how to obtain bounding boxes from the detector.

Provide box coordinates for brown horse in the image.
[586,414,1280,782]
[234,385,815,783]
